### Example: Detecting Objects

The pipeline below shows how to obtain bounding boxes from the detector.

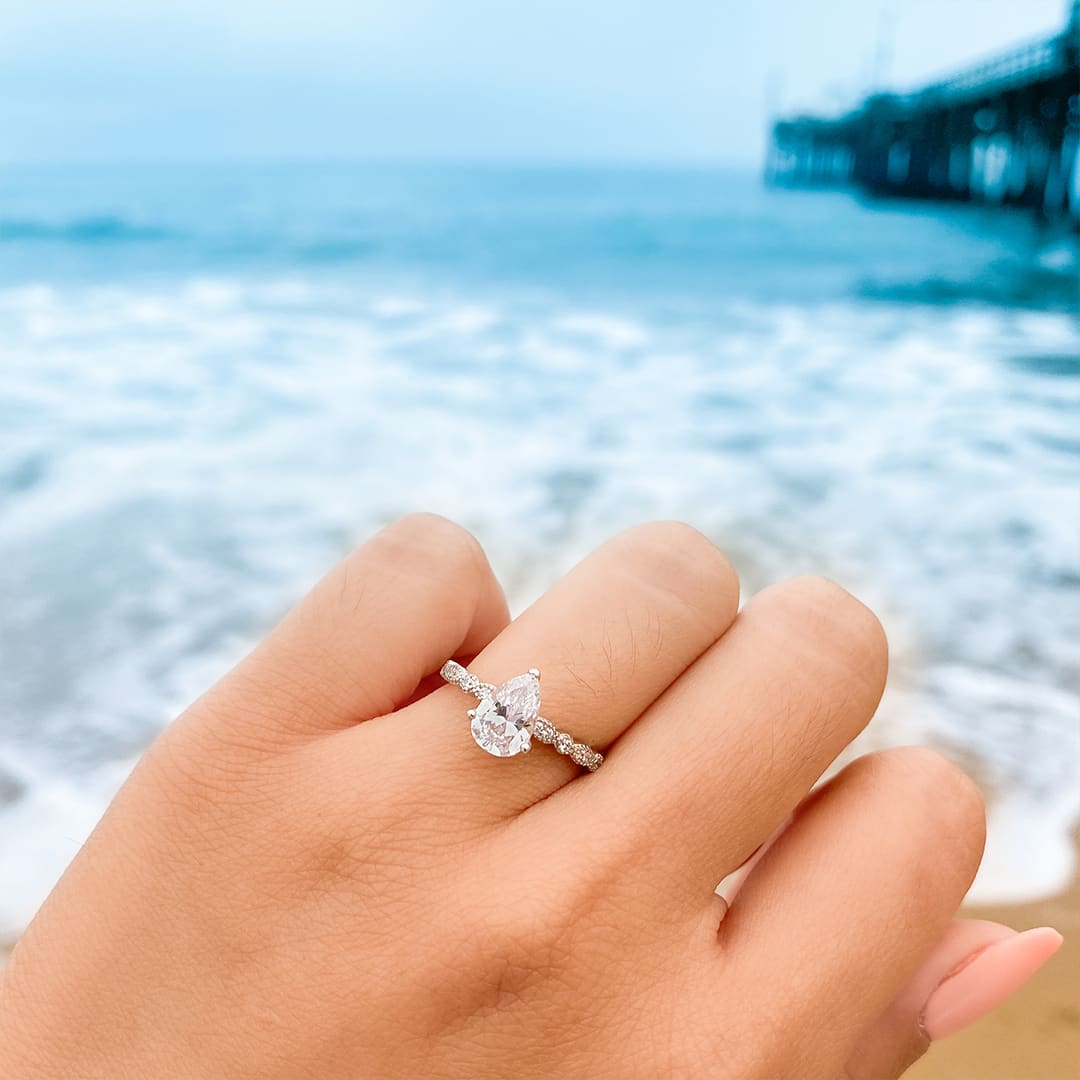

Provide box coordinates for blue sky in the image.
[0,0,1070,165]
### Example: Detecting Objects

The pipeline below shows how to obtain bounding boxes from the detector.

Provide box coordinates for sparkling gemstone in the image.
[470,673,540,757]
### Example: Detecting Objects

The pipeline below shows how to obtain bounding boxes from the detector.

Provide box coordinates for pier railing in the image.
[916,34,1069,105]
[767,11,1080,222]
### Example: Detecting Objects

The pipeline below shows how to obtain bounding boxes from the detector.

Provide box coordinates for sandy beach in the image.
[911,862,1079,1080]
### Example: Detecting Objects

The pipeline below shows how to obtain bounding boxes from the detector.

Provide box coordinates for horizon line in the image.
[0,154,761,172]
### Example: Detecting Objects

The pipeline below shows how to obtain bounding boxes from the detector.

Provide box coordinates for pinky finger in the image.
[843,919,1063,1079]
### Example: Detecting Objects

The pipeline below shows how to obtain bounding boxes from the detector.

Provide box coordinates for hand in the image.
[0,517,1057,1079]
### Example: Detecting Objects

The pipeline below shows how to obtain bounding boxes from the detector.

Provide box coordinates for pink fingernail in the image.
[920,927,1064,1040]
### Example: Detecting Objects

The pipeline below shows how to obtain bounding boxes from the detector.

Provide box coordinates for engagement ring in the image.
[440,661,603,772]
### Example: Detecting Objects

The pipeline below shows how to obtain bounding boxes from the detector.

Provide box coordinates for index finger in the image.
[192,514,510,742]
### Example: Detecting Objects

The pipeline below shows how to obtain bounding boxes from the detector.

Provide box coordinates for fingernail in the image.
[920,927,1064,1040]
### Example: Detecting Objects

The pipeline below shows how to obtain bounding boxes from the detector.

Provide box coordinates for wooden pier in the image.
[767,5,1080,221]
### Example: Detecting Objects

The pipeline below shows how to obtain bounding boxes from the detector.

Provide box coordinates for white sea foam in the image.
[1,277,1077,932]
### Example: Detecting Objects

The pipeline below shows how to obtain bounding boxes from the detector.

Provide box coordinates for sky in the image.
[0,0,1071,166]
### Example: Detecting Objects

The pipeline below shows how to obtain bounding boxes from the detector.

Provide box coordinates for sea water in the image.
[1,164,1077,937]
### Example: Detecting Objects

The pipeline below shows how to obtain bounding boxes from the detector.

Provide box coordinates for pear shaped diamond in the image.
[470,672,540,757]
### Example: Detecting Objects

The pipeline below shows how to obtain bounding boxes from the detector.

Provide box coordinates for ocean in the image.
[1,163,1077,937]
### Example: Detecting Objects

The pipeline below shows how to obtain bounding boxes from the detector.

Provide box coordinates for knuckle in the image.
[315,514,492,644]
[352,515,493,613]
[378,513,486,577]
[617,521,739,624]
[854,747,987,885]
[778,575,885,647]
[878,746,986,833]
[756,575,888,698]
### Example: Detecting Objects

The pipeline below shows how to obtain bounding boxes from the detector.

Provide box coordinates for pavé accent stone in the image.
[570,743,593,766]
[533,718,557,743]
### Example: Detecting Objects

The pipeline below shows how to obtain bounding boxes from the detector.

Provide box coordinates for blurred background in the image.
[1,1,1078,1074]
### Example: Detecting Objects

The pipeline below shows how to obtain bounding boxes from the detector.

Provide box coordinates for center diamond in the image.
[470,672,540,757]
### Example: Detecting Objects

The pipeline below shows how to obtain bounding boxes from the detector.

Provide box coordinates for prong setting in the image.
[439,660,600,771]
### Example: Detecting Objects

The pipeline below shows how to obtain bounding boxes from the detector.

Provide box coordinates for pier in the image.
[767,5,1080,221]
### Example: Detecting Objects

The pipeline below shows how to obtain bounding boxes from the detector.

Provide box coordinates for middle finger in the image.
[572,575,888,906]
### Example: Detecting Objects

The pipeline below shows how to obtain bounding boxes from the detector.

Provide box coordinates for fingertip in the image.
[920,924,1065,1041]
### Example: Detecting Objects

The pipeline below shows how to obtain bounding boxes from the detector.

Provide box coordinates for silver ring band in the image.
[440,660,603,772]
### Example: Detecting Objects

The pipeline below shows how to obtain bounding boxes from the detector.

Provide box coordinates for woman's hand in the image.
[0,517,1057,1078]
